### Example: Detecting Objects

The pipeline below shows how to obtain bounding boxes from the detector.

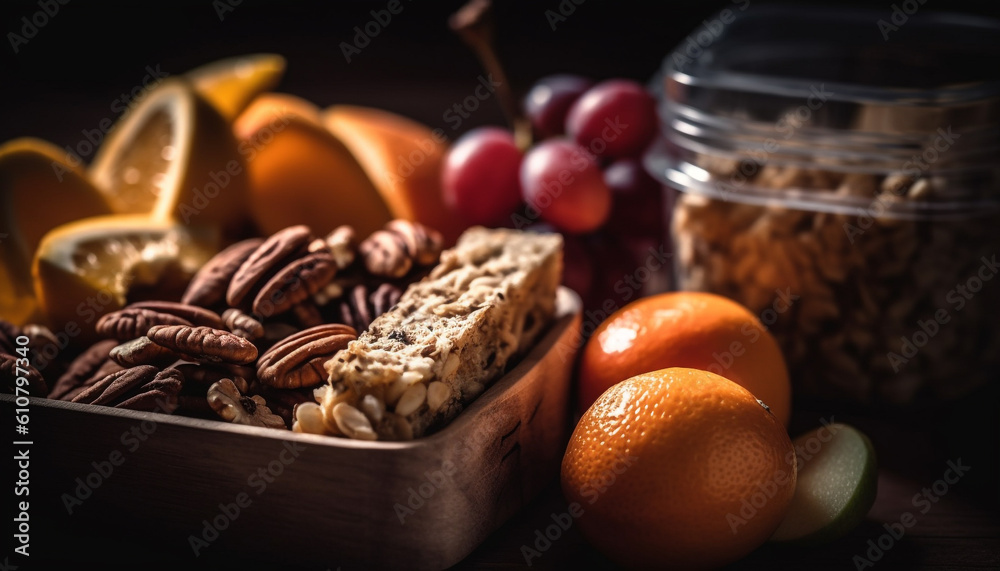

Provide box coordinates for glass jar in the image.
[645,6,1000,406]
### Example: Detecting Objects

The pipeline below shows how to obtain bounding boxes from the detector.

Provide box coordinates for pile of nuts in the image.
[1,220,444,429]
[673,161,1000,405]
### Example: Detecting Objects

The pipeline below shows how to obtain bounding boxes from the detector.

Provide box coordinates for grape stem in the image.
[449,0,532,151]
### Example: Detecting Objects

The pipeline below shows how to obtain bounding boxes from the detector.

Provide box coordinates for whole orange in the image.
[579,291,791,426]
[561,368,796,569]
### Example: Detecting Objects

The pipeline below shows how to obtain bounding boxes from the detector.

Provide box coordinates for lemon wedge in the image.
[187,53,287,121]
[0,138,113,325]
[89,78,250,238]
[33,214,218,343]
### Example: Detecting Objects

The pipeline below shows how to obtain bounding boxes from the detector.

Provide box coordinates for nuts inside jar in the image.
[671,165,1000,405]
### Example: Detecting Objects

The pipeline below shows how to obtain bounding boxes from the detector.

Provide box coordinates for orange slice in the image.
[89,78,251,238]
[187,53,287,121]
[33,214,218,344]
[322,105,467,245]
[234,93,392,238]
[0,138,113,325]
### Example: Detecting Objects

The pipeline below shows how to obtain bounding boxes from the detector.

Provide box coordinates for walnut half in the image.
[207,378,286,429]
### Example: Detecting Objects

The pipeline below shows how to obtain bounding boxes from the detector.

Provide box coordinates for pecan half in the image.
[207,378,286,428]
[110,336,184,368]
[253,250,337,317]
[96,308,193,341]
[148,325,258,365]
[360,220,443,278]
[227,225,313,308]
[72,365,157,405]
[49,339,118,399]
[116,368,183,412]
[385,219,443,266]
[310,225,357,270]
[55,359,125,402]
[181,238,264,308]
[1,352,48,397]
[359,229,412,278]
[222,308,265,340]
[126,301,226,330]
[338,283,402,332]
[71,365,182,412]
[256,323,356,388]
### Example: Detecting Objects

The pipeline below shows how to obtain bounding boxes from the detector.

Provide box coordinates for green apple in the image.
[770,423,878,545]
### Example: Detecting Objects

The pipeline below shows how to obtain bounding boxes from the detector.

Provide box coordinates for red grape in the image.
[565,79,657,159]
[523,74,593,139]
[520,139,611,234]
[442,127,524,226]
[603,158,665,238]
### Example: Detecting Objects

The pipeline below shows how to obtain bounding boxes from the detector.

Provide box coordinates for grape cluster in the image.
[442,75,665,306]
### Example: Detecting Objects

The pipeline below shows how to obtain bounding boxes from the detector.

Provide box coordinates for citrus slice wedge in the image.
[89,78,250,237]
[234,93,391,238]
[0,138,113,325]
[770,423,878,545]
[32,214,218,344]
[322,105,466,245]
[187,53,287,121]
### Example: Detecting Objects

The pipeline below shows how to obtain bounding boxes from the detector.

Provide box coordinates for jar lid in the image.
[647,5,1000,218]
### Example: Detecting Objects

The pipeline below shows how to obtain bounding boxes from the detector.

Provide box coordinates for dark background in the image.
[2,0,999,147]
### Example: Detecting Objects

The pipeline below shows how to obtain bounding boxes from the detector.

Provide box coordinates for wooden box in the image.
[4,288,581,569]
